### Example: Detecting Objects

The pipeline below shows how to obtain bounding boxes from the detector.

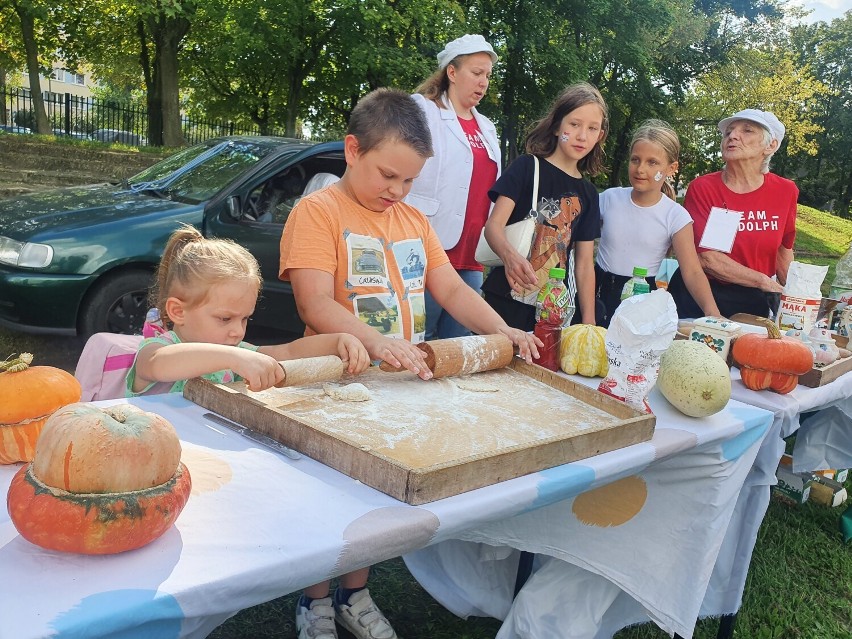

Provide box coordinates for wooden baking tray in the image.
[183,359,655,504]
[798,352,852,387]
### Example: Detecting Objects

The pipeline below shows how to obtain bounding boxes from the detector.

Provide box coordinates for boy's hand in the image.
[336,334,371,374]
[367,336,432,380]
[232,350,286,392]
[496,326,543,364]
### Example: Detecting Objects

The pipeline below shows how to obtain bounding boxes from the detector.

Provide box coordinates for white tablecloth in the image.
[0,390,772,639]
[405,381,773,638]
[729,368,852,473]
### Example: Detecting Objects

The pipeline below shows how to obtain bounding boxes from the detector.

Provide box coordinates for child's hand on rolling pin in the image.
[368,335,432,380]
[335,333,371,374]
[232,349,286,392]
[496,326,543,364]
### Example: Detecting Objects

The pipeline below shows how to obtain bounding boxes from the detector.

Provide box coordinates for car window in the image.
[164,143,273,202]
[239,154,345,227]
[129,140,277,203]
[246,166,307,224]
[129,143,218,185]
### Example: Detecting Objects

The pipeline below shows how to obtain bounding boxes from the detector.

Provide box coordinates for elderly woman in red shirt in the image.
[668,109,797,319]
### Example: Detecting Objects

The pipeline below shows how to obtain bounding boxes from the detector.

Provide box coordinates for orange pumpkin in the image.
[731,319,813,394]
[7,403,191,554]
[0,353,82,464]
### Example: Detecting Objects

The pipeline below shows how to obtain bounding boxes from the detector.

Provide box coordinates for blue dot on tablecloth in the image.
[51,589,183,638]
[721,406,769,461]
[650,428,699,460]
[529,464,596,511]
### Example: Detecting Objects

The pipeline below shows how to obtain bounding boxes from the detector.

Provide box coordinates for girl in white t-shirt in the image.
[596,119,720,325]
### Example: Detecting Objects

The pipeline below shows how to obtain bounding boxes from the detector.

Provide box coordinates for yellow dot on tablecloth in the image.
[572,476,647,527]
[334,507,440,575]
[180,448,233,495]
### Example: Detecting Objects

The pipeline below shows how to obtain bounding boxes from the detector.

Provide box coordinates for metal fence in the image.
[0,86,290,147]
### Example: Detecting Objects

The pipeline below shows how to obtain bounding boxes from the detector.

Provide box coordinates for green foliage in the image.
[4,0,851,202]
[786,13,852,218]
[675,45,829,185]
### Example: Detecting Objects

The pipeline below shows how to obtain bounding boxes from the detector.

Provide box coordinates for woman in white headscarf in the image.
[406,34,501,339]
[668,109,798,318]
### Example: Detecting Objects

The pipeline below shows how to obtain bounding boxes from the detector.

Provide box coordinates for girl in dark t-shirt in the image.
[481,83,608,330]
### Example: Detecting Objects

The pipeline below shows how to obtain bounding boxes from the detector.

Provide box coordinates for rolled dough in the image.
[453,376,500,392]
[323,382,372,402]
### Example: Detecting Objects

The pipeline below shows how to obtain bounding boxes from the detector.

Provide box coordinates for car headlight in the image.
[0,236,53,268]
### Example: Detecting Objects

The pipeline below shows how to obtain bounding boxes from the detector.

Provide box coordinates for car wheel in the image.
[79,270,154,336]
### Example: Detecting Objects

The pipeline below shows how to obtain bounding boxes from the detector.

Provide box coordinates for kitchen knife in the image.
[202,411,302,460]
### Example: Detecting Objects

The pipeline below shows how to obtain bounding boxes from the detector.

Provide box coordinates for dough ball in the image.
[323,382,372,402]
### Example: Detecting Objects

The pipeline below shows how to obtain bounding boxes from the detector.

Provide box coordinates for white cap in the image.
[436,34,498,70]
[718,109,785,146]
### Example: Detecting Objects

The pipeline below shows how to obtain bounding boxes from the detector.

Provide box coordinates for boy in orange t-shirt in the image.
[280,88,540,639]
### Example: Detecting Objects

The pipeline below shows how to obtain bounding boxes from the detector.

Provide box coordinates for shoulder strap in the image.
[531,156,540,214]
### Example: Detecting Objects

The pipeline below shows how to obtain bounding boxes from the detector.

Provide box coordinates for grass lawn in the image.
[794,204,852,296]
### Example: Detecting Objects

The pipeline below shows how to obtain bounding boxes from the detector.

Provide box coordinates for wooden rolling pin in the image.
[273,335,515,387]
[379,334,514,378]
[275,355,347,388]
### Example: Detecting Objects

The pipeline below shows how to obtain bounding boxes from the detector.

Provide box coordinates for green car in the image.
[0,136,345,336]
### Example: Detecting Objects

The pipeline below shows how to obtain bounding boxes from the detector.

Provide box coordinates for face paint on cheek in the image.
[654,171,663,182]
[560,132,570,142]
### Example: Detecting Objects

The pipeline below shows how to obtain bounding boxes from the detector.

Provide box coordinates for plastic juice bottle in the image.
[534,267,568,372]
[620,266,650,300]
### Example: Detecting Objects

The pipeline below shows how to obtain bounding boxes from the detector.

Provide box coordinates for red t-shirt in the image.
[445,116,498,271]
[684,171,798,279]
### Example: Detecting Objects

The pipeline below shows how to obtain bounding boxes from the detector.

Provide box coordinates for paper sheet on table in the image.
[699,207,742,253]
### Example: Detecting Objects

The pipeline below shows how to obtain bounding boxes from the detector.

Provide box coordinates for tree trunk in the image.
[608,113,633,188]
[285,72,304,137]
[146,14,191,147]
[158,24,185,147]
[16,7,50,134]
[841,164,852,219]
[0,67,7,125]
[137,20,162,147]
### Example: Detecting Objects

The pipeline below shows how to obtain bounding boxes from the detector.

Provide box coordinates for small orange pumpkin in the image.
[0,353,82,464]
[7,403,191,554]
[731,319,813,394]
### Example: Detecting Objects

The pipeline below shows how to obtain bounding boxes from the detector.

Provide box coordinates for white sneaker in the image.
[334,589,398,639]
[296,597,338,639]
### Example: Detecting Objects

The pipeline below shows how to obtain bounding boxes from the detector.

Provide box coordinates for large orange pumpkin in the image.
[731,319,813,394]
[6,403,191,554]
[0,353,82,464]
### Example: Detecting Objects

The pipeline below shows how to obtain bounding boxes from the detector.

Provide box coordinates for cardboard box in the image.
[688,317,741,362]
[777,294,821,333]
[813,468,849,484]
[774,454,812,504]
[810,475,848,507]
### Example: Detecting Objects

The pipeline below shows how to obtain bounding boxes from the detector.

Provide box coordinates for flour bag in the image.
[597,289,678,412]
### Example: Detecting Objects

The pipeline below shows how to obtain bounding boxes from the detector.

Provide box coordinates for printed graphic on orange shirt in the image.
[408,292,426,342]
[347,234,390,288]
[354,293,403,338]
[391,239,427,291]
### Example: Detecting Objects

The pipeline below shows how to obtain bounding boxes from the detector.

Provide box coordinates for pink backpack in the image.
[75,333,144,401]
